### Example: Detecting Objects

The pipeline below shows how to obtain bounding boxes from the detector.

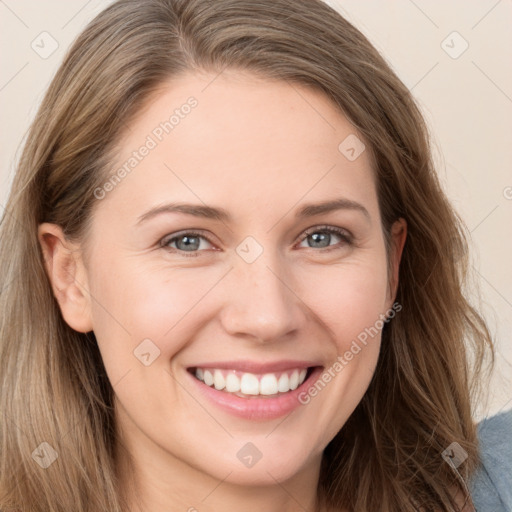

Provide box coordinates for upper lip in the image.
[187,360,322,373]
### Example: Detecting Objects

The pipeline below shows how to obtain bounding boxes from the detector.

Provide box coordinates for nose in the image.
[219,250,307,344]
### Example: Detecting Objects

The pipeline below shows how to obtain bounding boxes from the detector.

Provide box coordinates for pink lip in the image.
[185,365,324,421]
[187,359,319,373]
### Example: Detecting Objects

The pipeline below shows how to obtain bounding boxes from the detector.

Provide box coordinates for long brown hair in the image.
[0,0,494,510]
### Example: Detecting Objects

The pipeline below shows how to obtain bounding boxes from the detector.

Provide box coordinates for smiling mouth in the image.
[188,366,317,398]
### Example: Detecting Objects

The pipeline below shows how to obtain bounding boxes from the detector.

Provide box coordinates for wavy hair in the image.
[0,0,494,510]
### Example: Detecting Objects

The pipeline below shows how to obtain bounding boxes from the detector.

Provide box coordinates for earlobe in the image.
[387,218,407,306]
[37,223,93,333]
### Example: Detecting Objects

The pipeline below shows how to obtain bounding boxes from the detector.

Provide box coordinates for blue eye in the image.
[160,225,353,257]
[161,231,214,257]
[298,226,353,250]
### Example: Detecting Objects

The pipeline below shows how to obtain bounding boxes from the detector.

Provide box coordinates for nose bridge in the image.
[220,238,304,342]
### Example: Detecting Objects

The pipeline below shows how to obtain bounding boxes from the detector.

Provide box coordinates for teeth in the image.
[260,374,278,395]
[277,373,290,392]
[240,373,259,395]
[213,370,225,390]
[193,367,309,396]
[225,373,241,392]
[203,370,214,386]
[289,370,299,390]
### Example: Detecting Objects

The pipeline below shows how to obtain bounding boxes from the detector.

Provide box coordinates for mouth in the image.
[185,362,324,420]
[188,366,315,398]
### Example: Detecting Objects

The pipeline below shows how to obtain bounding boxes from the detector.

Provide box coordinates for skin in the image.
[39,70,407,512]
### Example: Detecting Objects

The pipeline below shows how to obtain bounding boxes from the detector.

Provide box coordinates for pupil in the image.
[177,235,199,251]
[310,232,330,248]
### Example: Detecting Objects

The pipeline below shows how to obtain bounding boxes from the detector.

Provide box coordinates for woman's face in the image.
[52,71,405,489]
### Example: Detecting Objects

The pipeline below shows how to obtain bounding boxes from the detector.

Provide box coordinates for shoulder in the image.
[469,408,512,512]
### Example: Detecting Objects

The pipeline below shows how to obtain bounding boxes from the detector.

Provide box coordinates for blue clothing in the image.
[470,409,512,511]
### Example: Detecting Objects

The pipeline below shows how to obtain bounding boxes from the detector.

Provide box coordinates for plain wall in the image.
[1,0,511,419]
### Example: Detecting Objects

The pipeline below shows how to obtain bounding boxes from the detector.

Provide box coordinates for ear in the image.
[386,217,407,307]
[38,223,93,333]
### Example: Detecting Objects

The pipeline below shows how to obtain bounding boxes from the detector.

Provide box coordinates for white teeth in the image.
[213,369,225,390]
[277,373,290,392]
[240,373,259,395]
[289,370,299,390]
[193,367,309,396]
[260,374,278,395]
[225,373,241,392]
[203,370,214,386]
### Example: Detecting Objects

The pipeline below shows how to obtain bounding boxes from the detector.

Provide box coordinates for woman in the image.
[0,0,502,510]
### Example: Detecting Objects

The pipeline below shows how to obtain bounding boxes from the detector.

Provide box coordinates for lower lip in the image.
[186,366,324,420]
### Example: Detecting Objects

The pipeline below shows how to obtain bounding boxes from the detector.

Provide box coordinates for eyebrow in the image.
[136,198,371,225]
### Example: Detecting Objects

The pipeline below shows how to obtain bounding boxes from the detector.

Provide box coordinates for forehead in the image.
[100,70,378,224]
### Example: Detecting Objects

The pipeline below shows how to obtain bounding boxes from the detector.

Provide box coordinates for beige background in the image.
[1,0,511,419]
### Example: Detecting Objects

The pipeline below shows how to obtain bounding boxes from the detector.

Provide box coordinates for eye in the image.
[297,225,353,251]
[160,225,353,257]
[160,230,215,257]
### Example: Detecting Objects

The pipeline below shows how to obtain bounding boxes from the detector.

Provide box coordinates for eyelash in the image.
[160,225,353,258]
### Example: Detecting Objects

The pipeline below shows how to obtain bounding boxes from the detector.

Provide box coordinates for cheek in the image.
[297,254,389,347]
[87,257,220,367]
[292,255,388,441]
[118,264,224,340]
